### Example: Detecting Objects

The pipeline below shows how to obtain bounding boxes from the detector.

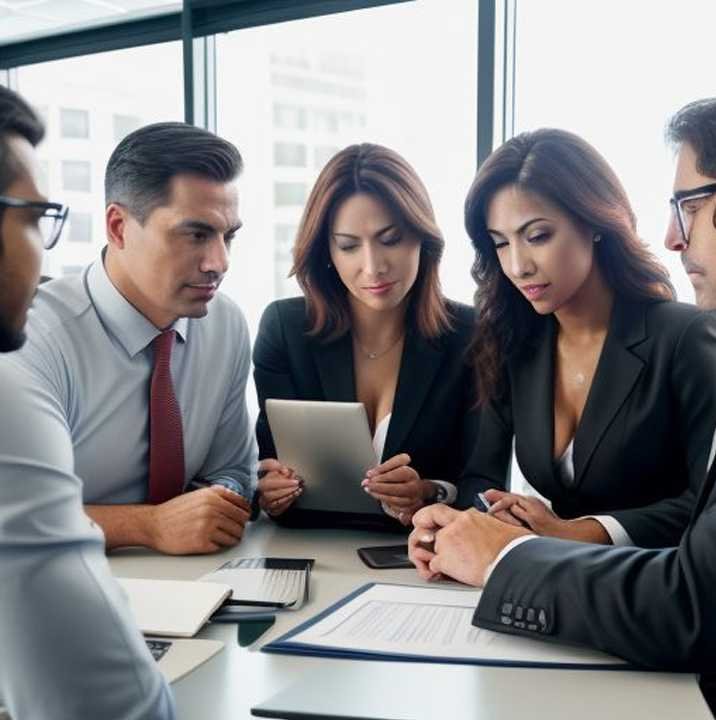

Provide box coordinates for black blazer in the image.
[474,434,716,673]
[474,299,716,548]
[253,297,481,529]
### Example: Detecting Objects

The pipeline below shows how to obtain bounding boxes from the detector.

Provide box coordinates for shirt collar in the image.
[86,252,189,358]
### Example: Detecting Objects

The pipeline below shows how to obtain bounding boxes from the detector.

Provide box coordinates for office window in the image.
[17,41,182,279]
[273,103,308,130]
[313,108,339,133]
[274,142,307,167]
[274,182,307,206]
[60,108,89,139]
[513,0,716,305]
[68,212,93,243]
[274,224,299,298]
[113,114,142,143]
[314,145,339,170]
[62,161,91,192]
[61,265,84,277]
[218,0,477,346]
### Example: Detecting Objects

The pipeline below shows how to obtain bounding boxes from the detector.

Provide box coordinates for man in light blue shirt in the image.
[7,121,257,555]
[0,86,174,719]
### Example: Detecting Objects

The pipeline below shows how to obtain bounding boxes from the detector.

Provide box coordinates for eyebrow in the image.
[332,223,397,240]
[487,217,550,238]
[175,219,243,235]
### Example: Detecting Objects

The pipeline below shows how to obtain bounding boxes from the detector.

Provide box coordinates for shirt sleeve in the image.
[198,306,258,500]
[583,515,634,546]
[0,360,175,720]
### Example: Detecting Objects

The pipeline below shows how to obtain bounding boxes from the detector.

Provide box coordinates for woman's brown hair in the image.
[464,128,674,405]
[292,143,451,339]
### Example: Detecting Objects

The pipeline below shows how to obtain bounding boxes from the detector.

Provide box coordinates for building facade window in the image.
[61,160,91,192]
[60,108,89,139]
[274,142,307,167]
[67,212,93,243]
[274,182,307,206]
[273,103,308,130]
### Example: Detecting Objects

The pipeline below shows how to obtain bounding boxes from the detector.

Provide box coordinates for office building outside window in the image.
[60,108,89,139]
[67,212,93,244]
[62,161,91,192]
[16,41,183,279]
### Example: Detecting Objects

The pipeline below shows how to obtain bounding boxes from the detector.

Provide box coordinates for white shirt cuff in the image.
[583,515,634,546]
[482,535,538,586]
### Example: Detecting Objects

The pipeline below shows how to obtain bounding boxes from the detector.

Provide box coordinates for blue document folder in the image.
[262,582,630,670]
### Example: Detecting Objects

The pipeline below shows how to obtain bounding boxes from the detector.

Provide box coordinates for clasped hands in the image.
[258,453,434,525]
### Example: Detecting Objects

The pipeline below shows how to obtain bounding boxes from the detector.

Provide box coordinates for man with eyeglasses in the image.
[407,99,716,713]
[0,86,174,719]
[665,98,716,309]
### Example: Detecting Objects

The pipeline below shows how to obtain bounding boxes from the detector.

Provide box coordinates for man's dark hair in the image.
[0,85,45,193]
[105,121,243,224]
[666,98,716,178]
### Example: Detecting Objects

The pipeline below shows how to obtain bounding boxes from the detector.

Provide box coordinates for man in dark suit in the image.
[408,98,716,710]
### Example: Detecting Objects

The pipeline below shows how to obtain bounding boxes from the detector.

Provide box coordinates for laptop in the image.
[265,399,379,513]
[146,637,224,684]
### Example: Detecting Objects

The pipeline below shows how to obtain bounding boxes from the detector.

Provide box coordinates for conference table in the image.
[109,518,712,720]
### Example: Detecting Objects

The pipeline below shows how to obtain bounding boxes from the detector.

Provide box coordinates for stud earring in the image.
[593,234,602,243]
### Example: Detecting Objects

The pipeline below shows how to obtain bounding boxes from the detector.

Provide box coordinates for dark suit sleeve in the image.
[461,378,513,505]
[610,312,716,547]
[252,301,298,460]
[474,471,716,669]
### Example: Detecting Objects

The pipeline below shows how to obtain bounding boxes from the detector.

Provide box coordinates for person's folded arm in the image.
[198,307,257,500]
[0,362,174,720]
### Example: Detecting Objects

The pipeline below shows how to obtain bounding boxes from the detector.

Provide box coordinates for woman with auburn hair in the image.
[464,128,716,548]
[253,143,480,529]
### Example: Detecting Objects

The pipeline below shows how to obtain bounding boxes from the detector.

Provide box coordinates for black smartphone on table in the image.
[357,544,414,569]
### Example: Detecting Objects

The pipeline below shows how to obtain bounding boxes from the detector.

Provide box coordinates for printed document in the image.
[278,583,624,667]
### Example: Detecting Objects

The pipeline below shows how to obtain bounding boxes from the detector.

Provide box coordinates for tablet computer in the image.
[265,399,380,514]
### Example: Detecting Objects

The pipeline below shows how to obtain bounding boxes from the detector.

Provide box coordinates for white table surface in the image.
[108,518,712,720]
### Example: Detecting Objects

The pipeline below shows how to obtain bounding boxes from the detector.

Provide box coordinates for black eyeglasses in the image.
[669,182,716,247]
[0,195,69,249]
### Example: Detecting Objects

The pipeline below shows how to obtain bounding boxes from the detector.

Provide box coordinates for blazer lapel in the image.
[513,319,556,485]
[310,333,356,402]
[573,300,649,484]
[382,329,444,461]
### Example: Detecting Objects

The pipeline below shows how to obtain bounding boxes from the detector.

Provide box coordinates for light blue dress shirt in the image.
[0,359,175,719]
[7,256,257,504]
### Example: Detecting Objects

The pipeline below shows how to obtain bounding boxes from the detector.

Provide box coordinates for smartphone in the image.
[357,544,414,569]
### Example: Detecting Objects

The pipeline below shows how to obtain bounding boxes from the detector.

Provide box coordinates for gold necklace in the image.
[354,332,404,360]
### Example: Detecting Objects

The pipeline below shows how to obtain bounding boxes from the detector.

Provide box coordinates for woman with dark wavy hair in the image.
[464,128,716,548]
[252,143,480,530]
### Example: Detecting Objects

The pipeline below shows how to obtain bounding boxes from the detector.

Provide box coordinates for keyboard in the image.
[146,639,172,662]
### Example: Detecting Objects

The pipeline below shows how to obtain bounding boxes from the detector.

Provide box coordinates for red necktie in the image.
[148,330,185,504]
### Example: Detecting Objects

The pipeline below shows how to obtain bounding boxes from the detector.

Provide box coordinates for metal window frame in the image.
[0,0,504,167]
